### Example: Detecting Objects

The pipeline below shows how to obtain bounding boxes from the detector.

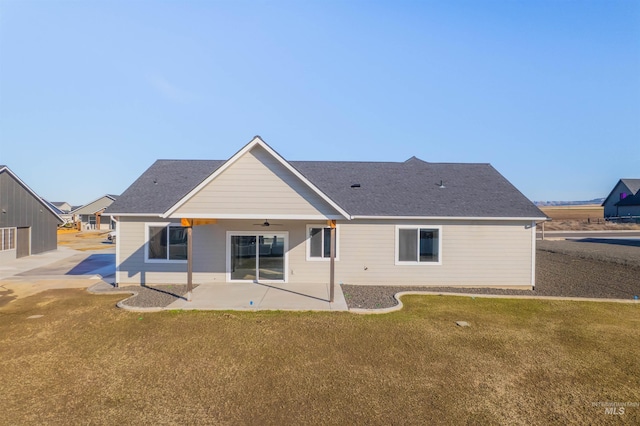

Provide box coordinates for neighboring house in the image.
[0,166,63,263]
[51,201,73,212]
[105,136,546,289]
[602,179,640,218]
[72,195,118,230]
[49,201,74,224]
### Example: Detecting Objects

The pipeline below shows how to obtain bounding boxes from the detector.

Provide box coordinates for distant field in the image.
[540,205,603,221]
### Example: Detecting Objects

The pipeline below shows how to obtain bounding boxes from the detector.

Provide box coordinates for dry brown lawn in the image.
[1,290,638,424]
[540,205,604,221]
[57,230,114,251]
[538,206,640,230]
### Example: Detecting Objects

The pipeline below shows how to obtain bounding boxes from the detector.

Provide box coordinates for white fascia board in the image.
[0,166,64,223]
[162,136,350,220]
[102,212,163,217]
[351,215,548,222]
[164,213,345,220]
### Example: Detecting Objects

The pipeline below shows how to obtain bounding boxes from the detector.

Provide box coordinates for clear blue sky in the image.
[1,0,638,205]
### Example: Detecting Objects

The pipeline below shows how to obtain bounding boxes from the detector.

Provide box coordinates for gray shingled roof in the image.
[620,179,640,195]
[107,157,544,218]
[106,160,225,214]
[291,158,544,217]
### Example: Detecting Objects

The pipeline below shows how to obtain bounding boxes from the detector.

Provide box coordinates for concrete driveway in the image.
[0,246,115,304]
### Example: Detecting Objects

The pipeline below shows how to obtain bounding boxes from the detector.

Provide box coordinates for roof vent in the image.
[436,180,445,189]
[351,184,361,188]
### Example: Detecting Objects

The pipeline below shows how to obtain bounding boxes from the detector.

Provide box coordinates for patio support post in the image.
[186,222,193,302]
[181,218,217,302]
[329,220,336,303]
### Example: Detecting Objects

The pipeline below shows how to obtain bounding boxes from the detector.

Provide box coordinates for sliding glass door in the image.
[230,233,286,282]
[230,235,257,280]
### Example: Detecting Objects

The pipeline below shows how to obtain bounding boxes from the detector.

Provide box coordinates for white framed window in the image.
[0,228,16,251]
[306,225,339,261]
[145,223,188,263]
[395,225,442,265]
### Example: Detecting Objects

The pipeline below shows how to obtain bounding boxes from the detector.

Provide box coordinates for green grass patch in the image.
[1,290,638,424]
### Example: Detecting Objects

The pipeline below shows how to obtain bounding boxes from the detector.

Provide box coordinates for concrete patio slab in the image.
[1,243,348,311]
[167,282,348,311]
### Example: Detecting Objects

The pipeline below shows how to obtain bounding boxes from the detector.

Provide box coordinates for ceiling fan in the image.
[253,220,283,227]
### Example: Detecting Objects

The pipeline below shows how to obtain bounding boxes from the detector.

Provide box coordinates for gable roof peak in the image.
[160,135,351,219]
[404,156,428,165]
[0,165,64,222]
[620,178,640,194]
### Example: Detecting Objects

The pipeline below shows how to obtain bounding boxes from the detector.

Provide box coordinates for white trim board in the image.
[352,215,547,221]
[103,213,163,217]
[166,213,344,220]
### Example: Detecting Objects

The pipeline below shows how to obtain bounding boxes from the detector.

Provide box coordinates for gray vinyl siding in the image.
[335,220,533,286]
[116,217,188,285]
[0,171,60,258]
[116,218,330,285]
[173,145,339,218]
[116,217,534,288]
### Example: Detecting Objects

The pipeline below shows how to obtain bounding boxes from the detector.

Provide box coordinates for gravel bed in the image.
[88,240,640,310]
[343,241,640,309]
[538,239,640,268]
[89,282,197,308]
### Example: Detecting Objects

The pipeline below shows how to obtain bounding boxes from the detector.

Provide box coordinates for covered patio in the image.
[167,280,348,311]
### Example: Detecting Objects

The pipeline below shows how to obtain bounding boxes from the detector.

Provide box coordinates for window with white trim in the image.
[146,224,188,262]
[306,225,339,260]
[0,228,16,251]
[396,226,441,264]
